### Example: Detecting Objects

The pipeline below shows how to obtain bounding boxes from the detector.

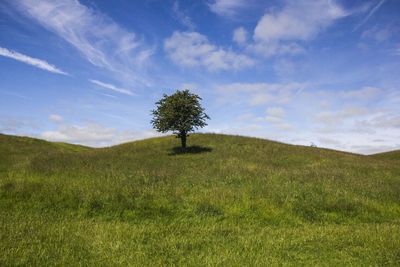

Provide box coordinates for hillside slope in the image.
[1,133,399,265]
[0,133,90,175]
[370,149,400,161]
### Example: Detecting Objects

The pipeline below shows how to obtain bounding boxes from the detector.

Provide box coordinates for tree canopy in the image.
[151,90,210,149]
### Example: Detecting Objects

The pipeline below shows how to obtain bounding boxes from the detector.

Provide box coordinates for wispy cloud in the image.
[314,106,370,125]
[89,79,135,96]
[0,89,29,99]
[0,47,68,75]
[98,93,118,99]
[266,107,286,118]
[172,1,195,30]
[261,107,294,131]
[216,82,308,105]
[233,27,248,45]
[361,25,391,42]
[208,0,247,17]
[340,87,381,100]
[353,0,386,31]
[0,114,39,133]
[49,114,65,123]
[12,0,153,86]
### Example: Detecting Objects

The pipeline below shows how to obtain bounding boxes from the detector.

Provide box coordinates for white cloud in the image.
[39,122,160,147]
[265,116,284,123]
[110,130,161,146]
[266,107,285,117]
[312,115,399,155]
[40,123,115,146]
[217,82,281,93]
[313,108,400,143]
[249,0,347,57]
[0,115,39,133]
[341,106,370,117]
[233,27,248,45]
[0,47,68,75]
[164,31,254,71]
[0,116,26,133]
[265,116,294,131]
[49,114,64,123]
[209,124,268,137]
[248,92,277,106]
[216,82,308,106]
[253,0,347,43]
[89,79,135,96]
[216,82,307,94]
[214,82,397,152]
[249,83,307,106]
[310,125,400,154]
[208,0,246,17]
[233,107,293,132]
[264,107,293,131]
[13,0,153,85]
[318,137,341,146]
[374,115,400,128]
[340,86,381,100]
[273,123,294,131]
[314,106,369,125]
[318,100,331,109]
[98,93,118,99]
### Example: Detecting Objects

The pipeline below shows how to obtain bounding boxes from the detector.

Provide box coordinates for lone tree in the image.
[151,90,210,150]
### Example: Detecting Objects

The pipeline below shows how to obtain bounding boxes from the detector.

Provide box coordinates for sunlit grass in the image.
[1,133,399,265]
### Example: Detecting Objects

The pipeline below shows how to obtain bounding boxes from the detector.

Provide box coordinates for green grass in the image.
[1,133,399,266]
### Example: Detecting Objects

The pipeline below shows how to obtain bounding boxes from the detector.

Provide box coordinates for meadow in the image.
[1,133,399,265]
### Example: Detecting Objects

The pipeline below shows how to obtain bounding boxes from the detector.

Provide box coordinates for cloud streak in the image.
[89,79,135,96]
[354,0,386,31]
[0,47,68,75]
[12,0,153,86]
[340,87,381,100]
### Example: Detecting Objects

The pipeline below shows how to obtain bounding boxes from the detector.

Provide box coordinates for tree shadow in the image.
[169,145,213,155]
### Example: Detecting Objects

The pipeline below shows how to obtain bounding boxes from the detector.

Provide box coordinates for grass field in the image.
[1,133,399,265]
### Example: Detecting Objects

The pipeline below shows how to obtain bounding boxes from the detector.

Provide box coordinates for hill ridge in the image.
[3,132,397,157]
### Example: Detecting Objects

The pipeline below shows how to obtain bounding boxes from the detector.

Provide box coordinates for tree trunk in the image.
[180,131,187,150]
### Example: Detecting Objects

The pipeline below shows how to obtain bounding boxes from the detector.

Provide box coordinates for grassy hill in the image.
[370,149,400,161]
[1,133,399,265]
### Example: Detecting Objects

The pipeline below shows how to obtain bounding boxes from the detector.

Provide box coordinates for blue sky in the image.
[0,0,399,154]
